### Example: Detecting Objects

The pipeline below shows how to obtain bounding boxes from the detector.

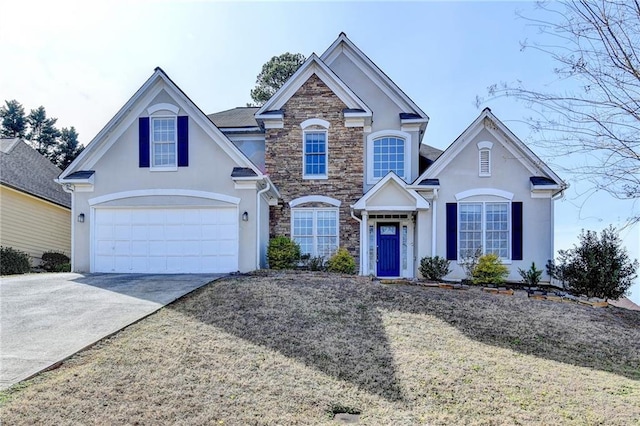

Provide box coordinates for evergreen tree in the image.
[55,126,84,170]
[250,53,306,105]
[27,106,61,157]
[0,99,27,138]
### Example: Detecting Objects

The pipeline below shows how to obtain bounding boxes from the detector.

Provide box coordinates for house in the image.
[0,138,71,265]
[58,33,566,281]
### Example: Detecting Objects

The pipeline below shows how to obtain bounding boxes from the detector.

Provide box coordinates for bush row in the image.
[418,226,638,300]
[1,248,71,275]
[267,236,356,274]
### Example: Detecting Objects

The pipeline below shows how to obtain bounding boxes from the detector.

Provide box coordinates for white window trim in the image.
[366,130,411,185]
[291,207,339,258]
[289,195,341,208]
[147,103,179,115]
[457,201,512,264]
[302,129,328,179]
[150,115,178,171]
[300,118,330,129]
[477,141,493,177]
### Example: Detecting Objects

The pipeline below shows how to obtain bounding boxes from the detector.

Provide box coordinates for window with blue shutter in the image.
[140,115,188,169]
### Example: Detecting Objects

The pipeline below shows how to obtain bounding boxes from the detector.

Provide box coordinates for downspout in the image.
[350,207,363,275]
[60,183,75,272]
[256,180,271,270]
[431,188,438,256]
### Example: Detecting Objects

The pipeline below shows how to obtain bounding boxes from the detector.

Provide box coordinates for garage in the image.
[93,207,239,273]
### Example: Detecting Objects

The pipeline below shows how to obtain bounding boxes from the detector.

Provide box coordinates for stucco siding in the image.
[328,52,404,132]
[0,185,71,265]
[71,87,260,273]
[418,127,554,282]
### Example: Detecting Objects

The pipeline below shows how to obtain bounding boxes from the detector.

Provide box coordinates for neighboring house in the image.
[0,138,71,265]
[58,33,566,281]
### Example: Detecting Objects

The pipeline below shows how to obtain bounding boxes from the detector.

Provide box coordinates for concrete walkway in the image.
[0,272,221,390]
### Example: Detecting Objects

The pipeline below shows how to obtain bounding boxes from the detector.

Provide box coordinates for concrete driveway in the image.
[0,272,222,390]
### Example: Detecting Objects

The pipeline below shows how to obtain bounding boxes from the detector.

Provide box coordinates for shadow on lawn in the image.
[172,272,640,401]
[380,282,640,382]
[171,273,406,402]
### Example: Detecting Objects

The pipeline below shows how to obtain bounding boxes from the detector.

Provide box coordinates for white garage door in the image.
[93,207,239,273]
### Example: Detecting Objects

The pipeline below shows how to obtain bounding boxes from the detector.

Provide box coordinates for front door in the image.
[377,222,400,277]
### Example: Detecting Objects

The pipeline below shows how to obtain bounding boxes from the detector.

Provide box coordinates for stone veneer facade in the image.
[265,74,364,262]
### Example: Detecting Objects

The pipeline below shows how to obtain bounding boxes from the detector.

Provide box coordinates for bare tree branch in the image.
[480,0,640,221]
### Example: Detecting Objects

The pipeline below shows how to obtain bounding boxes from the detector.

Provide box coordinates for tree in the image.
[550,226,639,300]
[0,99,27,138]
[250,52,306,105]
[1,100,84,169]
[54,127,84,170]
[27,106,61,157]
[480,0,640,222]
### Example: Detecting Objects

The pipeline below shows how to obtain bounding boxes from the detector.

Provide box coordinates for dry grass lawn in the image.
[1,271,640,425]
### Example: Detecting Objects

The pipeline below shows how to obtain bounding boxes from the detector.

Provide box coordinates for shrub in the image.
[267,236,301,270]
[549,226,639,300]
[41,251,70,272]
[460,246,483,281]
[472,253,509,285]
[326,247,356,274]
[419,256,451,281]
[518,262,543,289]
[0,246,31,275]
[307,256,326,271]
[54,263,71,272]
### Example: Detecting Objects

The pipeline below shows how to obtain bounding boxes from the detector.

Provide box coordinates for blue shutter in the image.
[512,202,523,260]
[446,203,457,260]
[177,116,188,167]
[139,117,150,168]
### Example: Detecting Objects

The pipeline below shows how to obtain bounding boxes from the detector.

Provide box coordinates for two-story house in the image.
[58,33,565,281]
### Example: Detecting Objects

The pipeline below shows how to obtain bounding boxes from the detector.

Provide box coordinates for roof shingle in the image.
[0,138,71,208]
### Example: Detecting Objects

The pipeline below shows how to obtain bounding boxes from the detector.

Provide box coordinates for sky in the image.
[2,0,638,303]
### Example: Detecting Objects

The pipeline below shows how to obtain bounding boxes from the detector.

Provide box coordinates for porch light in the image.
[242,211,249,222]
[77,213,85,223]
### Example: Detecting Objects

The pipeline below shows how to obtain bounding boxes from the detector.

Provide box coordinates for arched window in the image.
[367,130,410,184]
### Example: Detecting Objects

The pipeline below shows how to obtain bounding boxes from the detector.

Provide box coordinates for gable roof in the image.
[0,138,71,208]
[60,68,264,180]
[320,32,429,122]
[255,53,372,118]
[415,108,566,191]
[208,107,260,130]
[352,171,430,211]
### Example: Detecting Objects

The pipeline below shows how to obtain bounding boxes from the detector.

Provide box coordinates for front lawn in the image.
[1,271,639,425]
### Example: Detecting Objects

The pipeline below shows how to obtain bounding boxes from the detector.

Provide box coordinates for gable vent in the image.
[479,149,490,176]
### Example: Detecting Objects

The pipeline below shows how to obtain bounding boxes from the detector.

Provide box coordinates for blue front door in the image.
[377,222,400,277]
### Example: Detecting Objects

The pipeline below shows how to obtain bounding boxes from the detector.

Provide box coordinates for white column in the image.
[431,198,437,256]
[361,211,369,275]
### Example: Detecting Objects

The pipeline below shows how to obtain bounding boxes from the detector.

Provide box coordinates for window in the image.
[459,202,509,259]
[292,208,338,257]
[303,131,327,178]
[151,117,177,168]
[373,136,405,179]
[366,131,410,184]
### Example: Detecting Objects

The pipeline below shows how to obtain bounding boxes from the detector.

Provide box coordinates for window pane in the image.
[486,203,508,258]
[291,209,338,257]
[373,137,404,178]
[151,118,176,167]
[304,132,326,176]
[459,203,482,258]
